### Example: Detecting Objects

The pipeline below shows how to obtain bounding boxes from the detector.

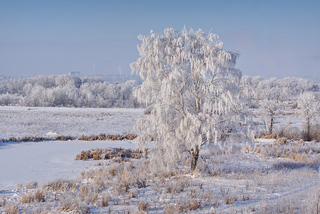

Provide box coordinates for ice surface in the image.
[0,140,135,190]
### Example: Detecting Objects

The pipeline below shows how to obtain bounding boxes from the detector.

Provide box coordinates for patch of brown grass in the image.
[276,138,288,145]
[187,199,201,210]
[138,200,150,212]
[75,147,145,161]
[4,203,19,214]
[101,195,109,207]
[44,179,78,192]
[20,189,45,204]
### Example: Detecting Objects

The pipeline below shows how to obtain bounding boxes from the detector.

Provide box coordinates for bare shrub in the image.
[78,133,137,141]
[257,197,297,214]
[58,193,91,214]
[112,178,129,196]
[75,147,140,161]
[138,200,150,212]
[85,191,98,205]
[164,177,189,195]
[220,187,237,205]
[20,193,33,204]
[310,124,320,141]
[56,135,74,141]
[128,191,135,198]
[20,188,46,204]
[187,199,201,210]
[241,191,250,201]
[125,133,137,140]
[101,195,109,207]
[16,183,23,190]
[44,178,78,192]
[93,175,105,189]
[166,204,175,214]
[8,137,19,142]
[225,194,236,205]
[166,204,183,214]
[273,125,301,140]
[26,181,38,189]
[276,137,287,145]
[32,189,46,203]
[4,202,19,214]
[80,186,88,199]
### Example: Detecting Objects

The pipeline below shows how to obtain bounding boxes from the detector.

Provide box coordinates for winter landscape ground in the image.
[0,106,320,214]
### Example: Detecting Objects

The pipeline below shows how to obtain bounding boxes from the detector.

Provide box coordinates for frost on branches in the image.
[131,28,251,173]
[297,92,319,141]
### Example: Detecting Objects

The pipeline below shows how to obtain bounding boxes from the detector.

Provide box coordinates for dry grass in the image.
[252,139,320,163]
[75,147,146,161]
[44,178,78,192]
[138,200,150,212]
[2,133,137,144]
[6,140,320,213]
[4,203,19,214]
[187,199,201,210]
[78,133,137,141]
[20,189,46,204]
[101,195,109,207]
[26,181,38,189]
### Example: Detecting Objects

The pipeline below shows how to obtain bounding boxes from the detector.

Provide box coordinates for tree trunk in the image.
[307,119,311,141]
[269,117,274,135]
[190,146,200,173]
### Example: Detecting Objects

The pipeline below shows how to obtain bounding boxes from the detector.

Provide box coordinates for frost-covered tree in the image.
[259,99,280,135]
[131,28,250,172]
[297,92,319,141]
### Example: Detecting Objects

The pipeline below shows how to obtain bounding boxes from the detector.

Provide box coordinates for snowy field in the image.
[1,107,320,213]
[0,106,145,140]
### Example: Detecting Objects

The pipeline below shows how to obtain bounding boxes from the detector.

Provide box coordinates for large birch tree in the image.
[131,28,249,173]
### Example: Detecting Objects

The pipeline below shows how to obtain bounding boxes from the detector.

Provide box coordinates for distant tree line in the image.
[240,76,319,104]
[0,74,318,109]
[0,75,140,108]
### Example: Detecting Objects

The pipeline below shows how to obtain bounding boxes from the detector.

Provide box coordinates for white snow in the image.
[0,106,144,190]
[0,106,145,139]
[0,106,319,213]
[0,140,135,190]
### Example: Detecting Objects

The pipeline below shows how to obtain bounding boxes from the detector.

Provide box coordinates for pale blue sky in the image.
[0,0,319,79]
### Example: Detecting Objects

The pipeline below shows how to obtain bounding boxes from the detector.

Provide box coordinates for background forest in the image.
[0,74,319,143]
[0,75,140,108]
[0,75,318,108]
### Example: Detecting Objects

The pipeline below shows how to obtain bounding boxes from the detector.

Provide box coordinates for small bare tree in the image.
[259,98,281,135]
[297,92,319,141]
[131,28,251,173]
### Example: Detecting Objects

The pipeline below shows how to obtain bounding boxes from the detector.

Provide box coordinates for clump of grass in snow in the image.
[75,147,146,161]
[43,178,78,192]
[4,202,19,214]
[2,133,137,144]
[78,133,137,141]
[26,181,38,189]
[138,200,150,212]
[20,188,46,204]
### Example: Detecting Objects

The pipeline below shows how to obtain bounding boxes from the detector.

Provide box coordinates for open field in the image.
[0,106,320,213]
[0,106,145,140]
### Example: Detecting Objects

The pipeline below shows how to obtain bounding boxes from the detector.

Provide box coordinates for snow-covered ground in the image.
[0,140,135,190]
[1,106,320,213]
[0,106,145,139]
